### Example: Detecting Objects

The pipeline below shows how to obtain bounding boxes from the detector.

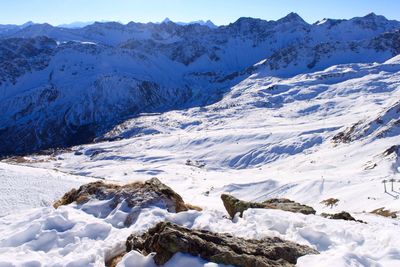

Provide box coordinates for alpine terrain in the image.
[1,13,400,267]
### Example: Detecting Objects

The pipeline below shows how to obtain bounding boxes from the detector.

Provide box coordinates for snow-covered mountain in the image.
[1,13,400,156]
[2,41,400,267]
[1,13,400,267]
[0,21,34,36]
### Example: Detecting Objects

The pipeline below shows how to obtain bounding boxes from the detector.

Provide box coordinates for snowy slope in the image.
[20,56,400,211]
[0,162,94,217]
[1,13,400,156]
[1,204,399,267]
[0,54,399,266]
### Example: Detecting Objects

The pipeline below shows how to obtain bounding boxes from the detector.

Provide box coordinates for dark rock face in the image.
[382,145,400,157]
[0,36,56,85]
[221,194,316,218]
[126,221,318,266]
[0,75,190,157]
[321,211,365,223]
[54,178,193,226]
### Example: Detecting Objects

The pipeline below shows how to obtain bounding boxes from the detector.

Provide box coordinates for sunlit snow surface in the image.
[2,57,400,266]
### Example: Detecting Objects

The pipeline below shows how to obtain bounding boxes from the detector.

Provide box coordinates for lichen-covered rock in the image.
[54,178,195,226]
[221,194,316,218]
[126,221,318,266]
[262,198,316,215]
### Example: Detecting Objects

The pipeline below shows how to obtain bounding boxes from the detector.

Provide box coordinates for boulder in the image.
[221,194,316,218]
[126,221,318,266]
[54,178,198,226]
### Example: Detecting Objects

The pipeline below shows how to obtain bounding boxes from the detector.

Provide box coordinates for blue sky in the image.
[1,0,400,25]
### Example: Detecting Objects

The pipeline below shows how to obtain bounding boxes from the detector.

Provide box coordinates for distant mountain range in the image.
[57,21,100,29]
[0,18,218,31]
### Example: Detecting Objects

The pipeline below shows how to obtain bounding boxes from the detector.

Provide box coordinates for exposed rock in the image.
[0,36,57,86]
[333,99,400,144]
[54,178,196,226]
[332,121,363,143]
[321,211,365,223]
[320,198,340,208]
[262,198,316,215]
[221,194,316,218]
[221,194,265,218]
[106,253,125,267]
[382,145,400,157]
[185,159,206,168]
[126,221,318,266]
[371,207,398,218]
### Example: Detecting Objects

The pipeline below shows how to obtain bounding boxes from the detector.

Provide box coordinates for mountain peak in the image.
[278,12,307,24]
[348,13,394,29]
[162,17,173,24]
[365,12,378,18]
[21,21,35,27]
[363,12,387,20]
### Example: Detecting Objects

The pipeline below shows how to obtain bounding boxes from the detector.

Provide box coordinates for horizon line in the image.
[0,12,394,28]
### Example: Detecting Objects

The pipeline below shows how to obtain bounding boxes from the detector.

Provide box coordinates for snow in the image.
[1,57,400,266]
[117,251,228,267]
[0,162,94,217]
[1,205,399,266]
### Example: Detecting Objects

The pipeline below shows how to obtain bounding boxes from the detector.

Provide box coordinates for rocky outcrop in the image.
[54,178,197,226]
[221,194,316,218]
[126,221,318,266]
[321,211,365,223]
[333,100,400,144]
[0,36,56,86]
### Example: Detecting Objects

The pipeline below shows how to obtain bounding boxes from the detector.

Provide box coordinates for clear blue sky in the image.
[1,0,400,25]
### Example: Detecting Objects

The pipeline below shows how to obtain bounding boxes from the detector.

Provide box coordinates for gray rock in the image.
[221,194,316,218]
[321,211,365,223]
[126,221,318,266]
